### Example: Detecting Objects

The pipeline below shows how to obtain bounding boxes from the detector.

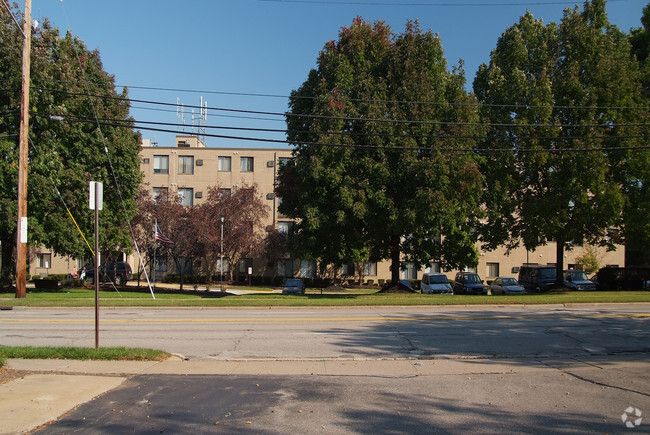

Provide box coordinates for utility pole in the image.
[15,0,32,299]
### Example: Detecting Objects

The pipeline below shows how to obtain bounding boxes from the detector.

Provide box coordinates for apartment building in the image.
[139,135,625,284]
[26,135,624,283]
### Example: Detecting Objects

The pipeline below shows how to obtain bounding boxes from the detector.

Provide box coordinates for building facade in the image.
[26,134,625,283]
[138,135,625,284]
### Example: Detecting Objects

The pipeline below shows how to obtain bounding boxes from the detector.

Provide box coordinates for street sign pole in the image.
[90,181,103,349]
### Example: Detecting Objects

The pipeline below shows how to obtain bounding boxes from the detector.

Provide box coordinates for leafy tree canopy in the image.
[0,8,142,282]
[278,17,485,283]
[473,0,646,282]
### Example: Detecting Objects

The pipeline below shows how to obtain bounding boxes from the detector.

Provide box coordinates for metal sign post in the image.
[90,181,103,349]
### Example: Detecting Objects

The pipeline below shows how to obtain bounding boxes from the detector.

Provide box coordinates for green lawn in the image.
[0,286,648,307]
[0,345,169,364]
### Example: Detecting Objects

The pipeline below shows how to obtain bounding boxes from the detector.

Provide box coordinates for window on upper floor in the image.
[278,157,292,167]
[240,156,254,172]
[218,156,231,172]
[178,156,194,175]
[153,155,169,174]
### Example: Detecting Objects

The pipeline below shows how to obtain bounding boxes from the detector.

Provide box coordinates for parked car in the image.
[518,265,557,292]
[421,273,452,294]
[84,261,133,286]
[489,277,526,295]
[453,272,488,295]
[563,270,597,291]
[281,278,305,294]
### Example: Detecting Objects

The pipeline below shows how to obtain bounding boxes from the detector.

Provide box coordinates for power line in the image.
[8,87,646,130]
[32,112,648,152]
[18,85,648,113]
[258,0,628,6]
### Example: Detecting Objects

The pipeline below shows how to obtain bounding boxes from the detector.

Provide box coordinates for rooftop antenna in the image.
[176,97,185,133]
[199,96,207,144]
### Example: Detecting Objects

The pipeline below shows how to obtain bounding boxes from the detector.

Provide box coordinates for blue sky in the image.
[24,0,648,148]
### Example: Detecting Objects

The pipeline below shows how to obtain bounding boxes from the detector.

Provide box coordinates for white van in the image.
[421,273,452,294]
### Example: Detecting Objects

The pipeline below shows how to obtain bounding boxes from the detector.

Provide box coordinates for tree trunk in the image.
[390,234,400,284]
[555,236,565,287]
[0,234,14,286]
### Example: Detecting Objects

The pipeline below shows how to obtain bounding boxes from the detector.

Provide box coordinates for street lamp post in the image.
[220,216,224,293]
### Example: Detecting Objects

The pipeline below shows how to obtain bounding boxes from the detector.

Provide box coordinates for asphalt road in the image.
[1,304,649,360]
[2,304,648,433]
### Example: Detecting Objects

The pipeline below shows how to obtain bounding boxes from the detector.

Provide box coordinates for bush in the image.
[378,279,385,286]
[33,278,60,290]
[366,279,374,286]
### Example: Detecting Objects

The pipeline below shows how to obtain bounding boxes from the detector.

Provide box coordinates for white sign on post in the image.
[20,216,28,243]
[89,182,103,210]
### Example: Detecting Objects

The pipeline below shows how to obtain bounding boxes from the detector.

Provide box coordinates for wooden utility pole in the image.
[16,0,31,298]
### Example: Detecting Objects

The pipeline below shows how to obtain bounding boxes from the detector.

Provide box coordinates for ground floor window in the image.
[486,262,500,278]
[401,262,417,280]
[300,260,316,278]
[277,259,293,277]
[425,262,441,274]
[364,262,377,276]
[37,253,52,269]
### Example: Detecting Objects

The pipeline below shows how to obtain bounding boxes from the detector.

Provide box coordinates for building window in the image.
[178,156,194,174]
[240,156,254,172]
[218,156,231,172]
[153,155,169,174]
[217,258,230,274]
[278,221,293,236]
[486,262,500,278]
[401,262,417,280]
[178,188,194,206]
[300,260,316,278]
[364,262,377,276]
[341,264,352,276]
[425,262,441,273]
[152,187,168,203]
[278,157,292,167]
[219,188,231,198]
[37,253,52,268]
[277,259,293,277]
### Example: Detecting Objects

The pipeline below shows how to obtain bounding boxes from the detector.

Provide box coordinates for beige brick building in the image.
[137,135,625,284]
[26,134,625,283]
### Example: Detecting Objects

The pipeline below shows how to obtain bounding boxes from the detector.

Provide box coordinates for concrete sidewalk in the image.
[2,355,647,434]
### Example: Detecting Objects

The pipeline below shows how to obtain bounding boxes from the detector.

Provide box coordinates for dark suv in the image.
[453,272,488,295]
[85,261,133,286]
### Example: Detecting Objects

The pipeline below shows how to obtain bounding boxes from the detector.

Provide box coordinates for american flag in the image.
[154,224,174,245]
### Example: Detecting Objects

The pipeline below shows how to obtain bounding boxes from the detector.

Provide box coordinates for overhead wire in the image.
[31,112,648,153]
[258,0,628,6]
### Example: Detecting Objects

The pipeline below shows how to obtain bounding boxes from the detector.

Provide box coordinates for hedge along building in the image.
[137,135,624,285]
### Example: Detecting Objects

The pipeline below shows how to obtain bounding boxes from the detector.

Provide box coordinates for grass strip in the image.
[0,345,169,362]
[0,288,649,307]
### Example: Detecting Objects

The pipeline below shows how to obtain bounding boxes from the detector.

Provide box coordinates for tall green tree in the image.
[625,4,650,266]
[278,18,484,284]
[0,9,142,284]
[474,0,644,284]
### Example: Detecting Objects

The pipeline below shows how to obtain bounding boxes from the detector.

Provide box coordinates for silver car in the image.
[490,277,526,295]
[421,273,452,294]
